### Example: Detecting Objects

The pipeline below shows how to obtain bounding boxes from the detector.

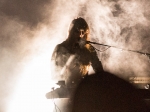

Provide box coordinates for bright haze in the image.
[0,0,150,112]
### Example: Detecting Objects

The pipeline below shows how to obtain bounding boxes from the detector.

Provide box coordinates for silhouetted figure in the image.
[49,17,104,112]
[51,17,103,87]
[72,72,150,112]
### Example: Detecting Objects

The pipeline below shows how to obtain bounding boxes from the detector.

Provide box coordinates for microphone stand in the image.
[86,41,150,56]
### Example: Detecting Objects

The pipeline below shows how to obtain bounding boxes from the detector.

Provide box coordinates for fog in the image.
[0,0,150,112]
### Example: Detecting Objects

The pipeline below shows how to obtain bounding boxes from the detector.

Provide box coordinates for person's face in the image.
[73,27,89,42]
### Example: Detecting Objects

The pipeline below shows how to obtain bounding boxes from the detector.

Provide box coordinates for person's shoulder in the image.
[54,41,66,49]
[55,41,69,53]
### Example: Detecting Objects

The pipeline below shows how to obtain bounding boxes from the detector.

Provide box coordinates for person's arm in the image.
[90,45,104,73]
[50,44,71,80]
[50,45,62,80]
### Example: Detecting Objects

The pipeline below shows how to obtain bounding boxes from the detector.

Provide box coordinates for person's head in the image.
[67,17,90,45]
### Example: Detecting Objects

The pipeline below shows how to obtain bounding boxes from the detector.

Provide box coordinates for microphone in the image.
[78,38,86,46]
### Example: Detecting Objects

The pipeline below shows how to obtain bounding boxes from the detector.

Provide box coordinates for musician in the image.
[51,17,104,87]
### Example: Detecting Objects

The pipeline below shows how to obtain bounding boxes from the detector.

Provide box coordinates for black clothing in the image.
[51,40,103,87]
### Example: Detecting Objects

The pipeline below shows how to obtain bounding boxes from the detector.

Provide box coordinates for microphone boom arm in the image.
[86,41,150,56]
